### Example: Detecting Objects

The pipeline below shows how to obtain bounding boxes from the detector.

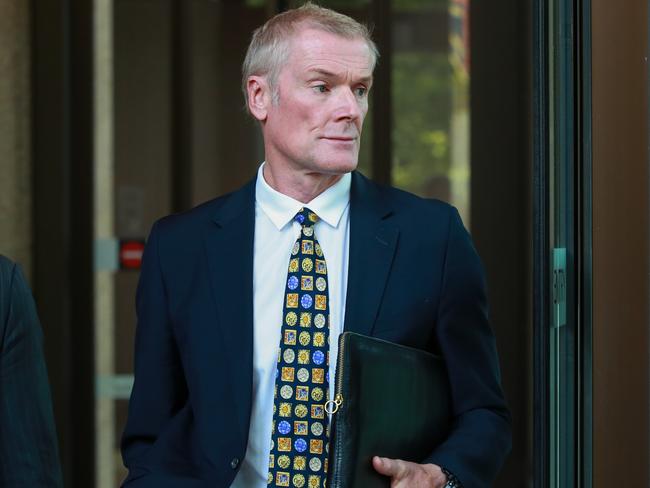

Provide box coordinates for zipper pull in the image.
[325,393,344,415]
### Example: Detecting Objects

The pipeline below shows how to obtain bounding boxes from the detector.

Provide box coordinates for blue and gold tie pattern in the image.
[268,207,330,488]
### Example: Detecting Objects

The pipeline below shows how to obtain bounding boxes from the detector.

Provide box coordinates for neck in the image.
[263,163,344,203]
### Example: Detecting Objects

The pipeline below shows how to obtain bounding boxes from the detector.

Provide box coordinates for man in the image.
[121,4,511,488]
[0,255,63,487]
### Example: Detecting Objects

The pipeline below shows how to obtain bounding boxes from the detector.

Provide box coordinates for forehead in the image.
[286,27,374,76]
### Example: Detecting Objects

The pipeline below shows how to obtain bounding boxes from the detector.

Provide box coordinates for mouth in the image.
[322,136,357,142]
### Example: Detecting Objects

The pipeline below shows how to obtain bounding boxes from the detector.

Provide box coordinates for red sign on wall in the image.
[119,240,145,270]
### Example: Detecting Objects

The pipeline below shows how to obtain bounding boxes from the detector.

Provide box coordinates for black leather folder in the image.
[326,332,452,488]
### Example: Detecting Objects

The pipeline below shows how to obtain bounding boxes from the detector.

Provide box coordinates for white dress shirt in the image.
[230,164,351,488]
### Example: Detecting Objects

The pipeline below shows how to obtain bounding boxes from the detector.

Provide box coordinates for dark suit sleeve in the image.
[0,261,63,488]
[424,208,512,488]
[121,221,188,477]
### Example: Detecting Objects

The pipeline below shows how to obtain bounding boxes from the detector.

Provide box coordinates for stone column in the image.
[0,0,32,275]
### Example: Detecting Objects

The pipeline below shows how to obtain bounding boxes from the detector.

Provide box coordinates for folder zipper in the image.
[324,336,345,415]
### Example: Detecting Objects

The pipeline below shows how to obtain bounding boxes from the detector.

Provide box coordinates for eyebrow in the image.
[306,68,373,85]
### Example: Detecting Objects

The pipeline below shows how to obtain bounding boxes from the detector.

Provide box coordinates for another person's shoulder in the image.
[0,255,23,336]
[0,254,16,272]
[0,255,18,290]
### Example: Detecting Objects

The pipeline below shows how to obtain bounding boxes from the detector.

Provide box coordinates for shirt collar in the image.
[255,162,351,231]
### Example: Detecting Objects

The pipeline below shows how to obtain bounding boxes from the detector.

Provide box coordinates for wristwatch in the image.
[441,467,462,488]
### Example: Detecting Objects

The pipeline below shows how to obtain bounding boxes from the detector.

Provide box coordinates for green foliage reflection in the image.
[392,52,451,197]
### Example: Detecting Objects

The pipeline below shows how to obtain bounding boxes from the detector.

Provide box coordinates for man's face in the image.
[260,28,373,176]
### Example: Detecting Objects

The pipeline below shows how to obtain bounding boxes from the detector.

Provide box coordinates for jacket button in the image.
[230,457,240,469]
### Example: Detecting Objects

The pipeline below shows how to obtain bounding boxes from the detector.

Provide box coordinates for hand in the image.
[372,456,448,488]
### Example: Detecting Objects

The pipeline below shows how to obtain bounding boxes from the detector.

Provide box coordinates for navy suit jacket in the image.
[121,172,511,488]
[0,256,63,487]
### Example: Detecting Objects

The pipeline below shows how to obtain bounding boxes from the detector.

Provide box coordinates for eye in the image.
[313,85,329,94]
[354,87,368,97]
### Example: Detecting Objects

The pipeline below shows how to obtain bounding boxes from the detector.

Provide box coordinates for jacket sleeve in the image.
[0,260,63,488]
[424,208,512,488]
[120,221,188,474]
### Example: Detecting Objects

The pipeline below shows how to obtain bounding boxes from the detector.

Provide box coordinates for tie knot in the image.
[294,207,319,227]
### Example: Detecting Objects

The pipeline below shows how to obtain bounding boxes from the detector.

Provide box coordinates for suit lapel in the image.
[343,172,399,336]
[203,179,256,437]
[201,172,398,434]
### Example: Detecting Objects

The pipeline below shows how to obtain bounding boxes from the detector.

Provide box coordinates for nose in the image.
[334,87,363,123]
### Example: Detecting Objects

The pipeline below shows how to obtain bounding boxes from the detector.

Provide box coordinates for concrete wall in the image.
[0,0,31,275]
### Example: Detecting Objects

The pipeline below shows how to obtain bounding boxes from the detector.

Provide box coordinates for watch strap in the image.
[441,467,462,488]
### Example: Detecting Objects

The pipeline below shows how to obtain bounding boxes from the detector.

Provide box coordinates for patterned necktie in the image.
[268,207,330,488]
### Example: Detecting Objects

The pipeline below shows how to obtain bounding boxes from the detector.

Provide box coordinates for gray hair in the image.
[242,2,378,110]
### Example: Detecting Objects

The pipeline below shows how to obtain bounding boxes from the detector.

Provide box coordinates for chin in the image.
[312,155,359,175]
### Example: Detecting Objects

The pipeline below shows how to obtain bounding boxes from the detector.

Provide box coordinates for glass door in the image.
[534,0,592,486]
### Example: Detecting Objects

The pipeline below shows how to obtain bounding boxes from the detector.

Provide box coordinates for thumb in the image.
[373,456,405,478]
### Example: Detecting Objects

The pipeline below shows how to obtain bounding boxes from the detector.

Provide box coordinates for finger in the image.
[372,456,391,476]
[372,456,406,478]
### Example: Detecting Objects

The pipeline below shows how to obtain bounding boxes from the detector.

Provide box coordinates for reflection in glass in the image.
[392,0,470,224]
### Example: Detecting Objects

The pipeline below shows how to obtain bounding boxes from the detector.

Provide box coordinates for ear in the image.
[247,76,271,122]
